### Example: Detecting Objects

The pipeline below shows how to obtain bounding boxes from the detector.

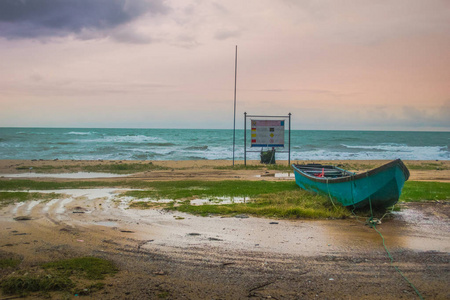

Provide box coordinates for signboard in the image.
[251,120,285,147]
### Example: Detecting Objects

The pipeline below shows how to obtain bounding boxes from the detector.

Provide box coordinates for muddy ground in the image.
[0,160,449,299]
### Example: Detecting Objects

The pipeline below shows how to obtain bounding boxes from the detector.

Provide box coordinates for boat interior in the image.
[293,164,354,179]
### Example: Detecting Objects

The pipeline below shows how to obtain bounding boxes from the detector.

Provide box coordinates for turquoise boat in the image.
[292,159,410,208]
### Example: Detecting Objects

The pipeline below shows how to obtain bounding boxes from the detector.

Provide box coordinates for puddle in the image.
[6,189,139,200]
[95,221,118,227]
[125,197,250,207]
[190,197,249,206]
[255,173,295,178]
[0,172,130,179]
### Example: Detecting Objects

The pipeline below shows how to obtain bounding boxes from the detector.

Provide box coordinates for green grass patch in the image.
[0,258,21,269]
[404,162,449,170]
[214,165,265,170]
[82,162,168,174]
[17,165,62,172]
[169,190,349,219]
[122,180,347,219]
[400,181,450,202]
[1,274,74,295]
[1,257,117,296]
[16,162,168,174]
[0,179,150,190]
[214,164,292,171]
[43,257,118,280]
[122,180,298,200]
[0,192,62,207]
[266,164,295,171]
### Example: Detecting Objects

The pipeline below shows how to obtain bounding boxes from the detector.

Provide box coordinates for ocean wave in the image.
[130,152,166,160]
[1,129,448,161]
[342,143,446,153]
[81,135,169,144]
[65,131,92,135]
[185,156,208,160]
[185,145,208,151]
[292,146,449,160]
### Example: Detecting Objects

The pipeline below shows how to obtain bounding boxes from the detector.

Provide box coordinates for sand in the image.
[1,159,449,181]
[0,159,449,299]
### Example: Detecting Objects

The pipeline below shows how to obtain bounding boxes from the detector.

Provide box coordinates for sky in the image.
[0,0,449,131]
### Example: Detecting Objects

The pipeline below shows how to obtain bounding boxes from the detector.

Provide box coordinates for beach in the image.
[1,159,449,181]
[1,159,449,299]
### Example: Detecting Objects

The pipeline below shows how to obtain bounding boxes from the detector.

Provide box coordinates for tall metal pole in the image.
[244,112,247,166]
[288,112,291,166]
[232,45,238,166]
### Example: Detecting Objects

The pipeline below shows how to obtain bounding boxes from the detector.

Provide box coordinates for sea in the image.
[0,127,448,161]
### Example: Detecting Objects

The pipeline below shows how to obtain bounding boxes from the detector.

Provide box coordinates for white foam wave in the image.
[292,146,449,160]
[343,143,444,152]
[81,135,167,144]
[65,131,92,135]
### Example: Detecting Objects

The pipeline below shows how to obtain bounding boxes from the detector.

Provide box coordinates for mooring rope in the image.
[325,172,425,300]
[325,178,338,210]
[368,222,424,300]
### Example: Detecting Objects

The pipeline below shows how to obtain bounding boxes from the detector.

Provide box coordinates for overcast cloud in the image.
[0,0,169,40]
[0,0,449,130]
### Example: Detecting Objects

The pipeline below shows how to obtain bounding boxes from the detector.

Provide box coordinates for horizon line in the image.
[1,126,449,133]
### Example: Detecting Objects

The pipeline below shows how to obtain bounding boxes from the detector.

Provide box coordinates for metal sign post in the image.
[232,45,238,167]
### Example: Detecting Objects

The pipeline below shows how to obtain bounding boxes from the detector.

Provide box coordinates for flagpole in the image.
[232,45,238,166]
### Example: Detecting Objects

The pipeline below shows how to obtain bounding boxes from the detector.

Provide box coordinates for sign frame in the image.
[244,113,292,166]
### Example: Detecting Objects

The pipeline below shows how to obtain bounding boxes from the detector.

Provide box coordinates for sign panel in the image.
[251,120,285,147]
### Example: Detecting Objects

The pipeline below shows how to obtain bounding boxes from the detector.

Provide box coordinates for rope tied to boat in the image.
[368,221,425,299]
[350,173,424,300]
[325,178,338,210]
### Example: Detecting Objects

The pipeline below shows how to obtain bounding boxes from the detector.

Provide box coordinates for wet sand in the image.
[0,159,449,299]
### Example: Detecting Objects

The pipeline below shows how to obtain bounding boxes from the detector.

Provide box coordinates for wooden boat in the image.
[292,159,410,208]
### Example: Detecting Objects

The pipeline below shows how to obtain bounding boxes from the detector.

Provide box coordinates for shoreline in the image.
[1,159,449,182]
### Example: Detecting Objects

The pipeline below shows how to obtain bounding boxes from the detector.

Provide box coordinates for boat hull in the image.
[292,159,410,208]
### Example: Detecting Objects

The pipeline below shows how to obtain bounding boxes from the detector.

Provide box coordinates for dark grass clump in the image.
[1,275,73,295]
[1,257,117,296]
[0,258,21,269]
[42,257,118,280]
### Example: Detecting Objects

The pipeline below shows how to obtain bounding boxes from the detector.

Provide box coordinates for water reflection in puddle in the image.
[255,173,295,178]
[0,172,129,179]
[131,197,250,206]
[190,197,249,206]
[95,221,118,227]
